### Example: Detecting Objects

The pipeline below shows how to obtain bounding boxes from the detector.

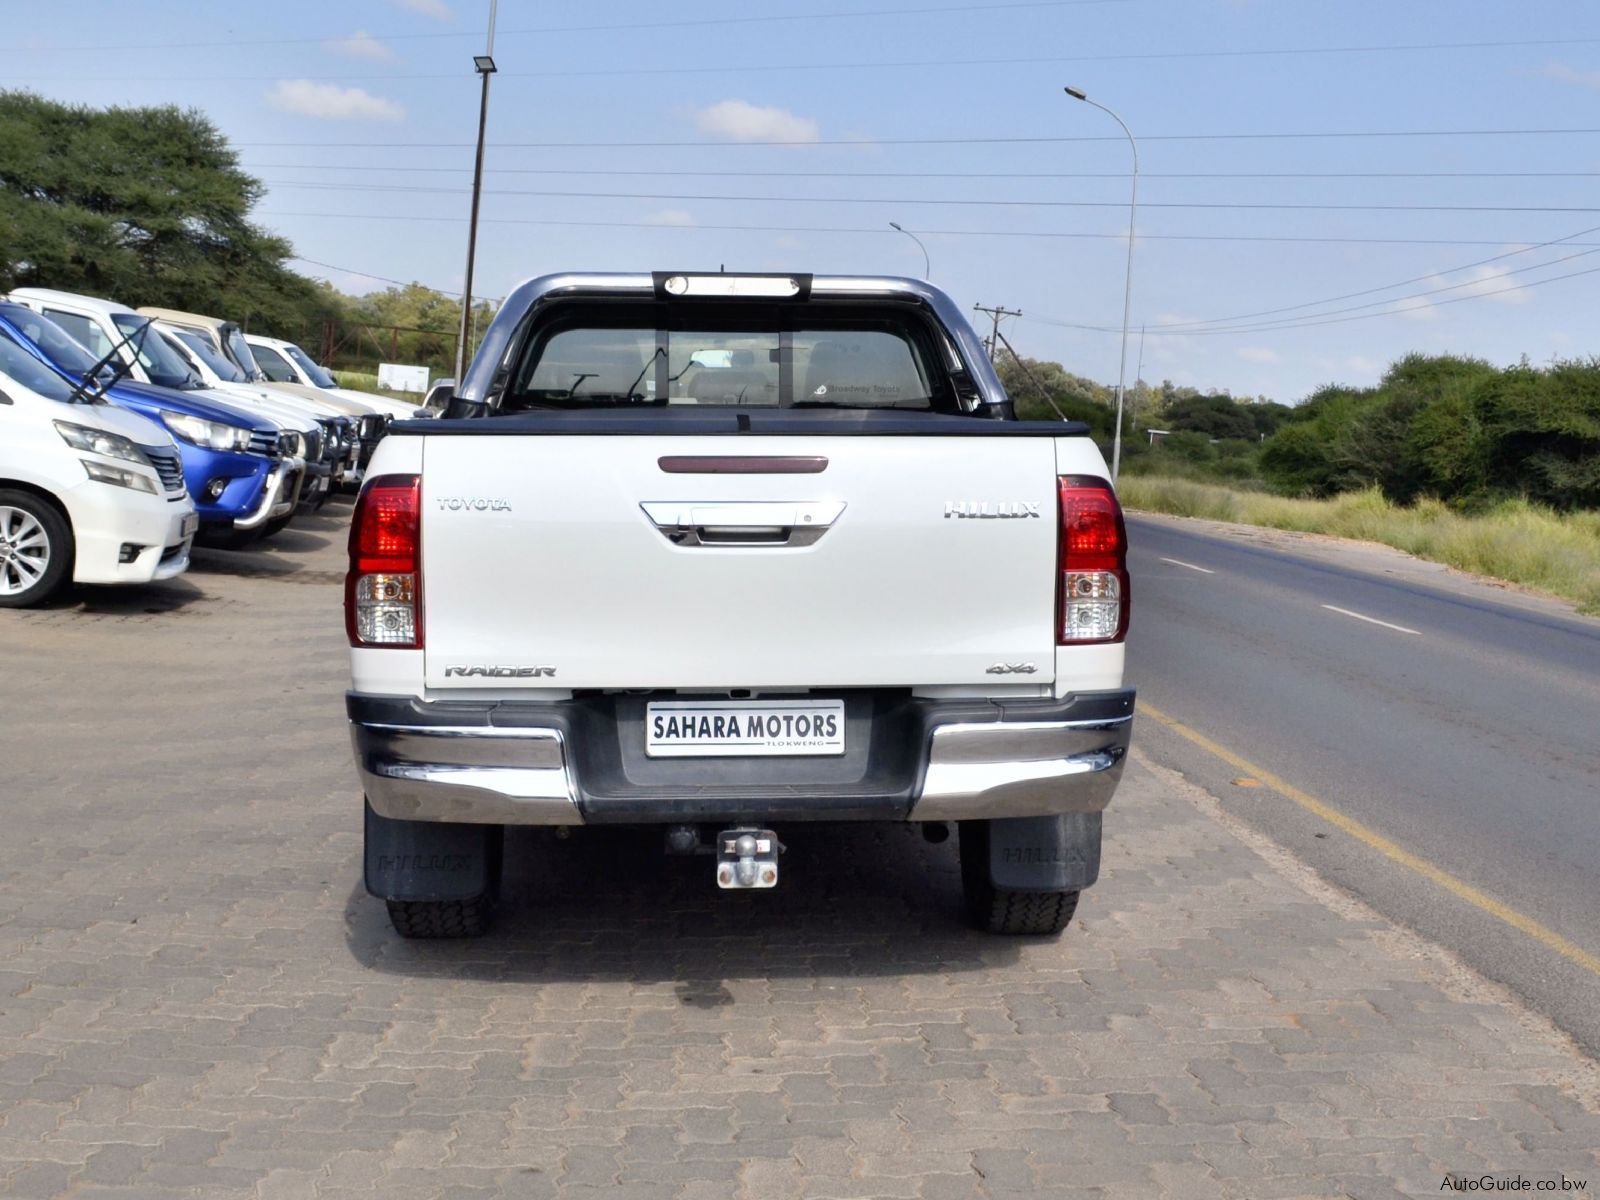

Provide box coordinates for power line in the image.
[1176,246,1600,334]
[289,256,496,301]
[235,127,1600,150]
[1025,261,1600,338]
[0,0,1131,54]
[1168,262,1600,336]
[256,179,1600,215]
[13,36,1600,80]
[1146,223,1600,331]
[245,163,1600,182]
[257,210,1600,250]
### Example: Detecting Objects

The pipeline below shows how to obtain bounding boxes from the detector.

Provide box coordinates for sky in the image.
[8,0,1600,403]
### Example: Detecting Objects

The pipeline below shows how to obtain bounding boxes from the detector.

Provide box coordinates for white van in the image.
[0,328,196,607]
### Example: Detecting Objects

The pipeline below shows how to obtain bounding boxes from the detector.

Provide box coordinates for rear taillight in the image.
[1057,475,1129,644]
[346,473,422,648]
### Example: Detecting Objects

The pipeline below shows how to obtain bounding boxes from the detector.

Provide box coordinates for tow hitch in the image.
[715,828,781,889]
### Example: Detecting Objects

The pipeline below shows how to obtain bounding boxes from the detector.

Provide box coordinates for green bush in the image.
[1120,476,1600,613]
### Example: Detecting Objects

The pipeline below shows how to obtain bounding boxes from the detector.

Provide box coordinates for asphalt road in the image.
[1123,513,1600,1054]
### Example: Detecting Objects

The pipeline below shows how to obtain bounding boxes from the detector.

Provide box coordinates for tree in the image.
[0,91,320,327]
[994,354,1115,439]
[1163,393,1257,441]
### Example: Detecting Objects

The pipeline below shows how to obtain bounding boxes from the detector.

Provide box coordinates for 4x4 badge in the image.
[985,663,1038,675]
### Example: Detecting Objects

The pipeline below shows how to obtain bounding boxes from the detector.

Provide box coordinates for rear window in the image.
[500,303,953,413]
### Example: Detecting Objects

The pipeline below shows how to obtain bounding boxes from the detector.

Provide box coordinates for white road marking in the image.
[1320,604,1422,636]
[1159,557,1215,574]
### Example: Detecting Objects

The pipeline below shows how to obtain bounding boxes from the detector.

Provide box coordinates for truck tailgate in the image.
[421,434,1058,690]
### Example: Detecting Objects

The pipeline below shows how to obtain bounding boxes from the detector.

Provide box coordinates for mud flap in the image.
[983,813,1102,892]
[364,800,502,902]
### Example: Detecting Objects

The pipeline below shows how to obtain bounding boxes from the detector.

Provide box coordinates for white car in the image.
[0,328,196,607]
[244,333,427,422]
[347,272,1135,940]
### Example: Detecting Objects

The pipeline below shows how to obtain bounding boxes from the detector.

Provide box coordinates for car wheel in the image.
[0,491,72,608]
[385,896,492,939]
[959,819,1080,935]
[258,513,295,540]
[195,525,261,551]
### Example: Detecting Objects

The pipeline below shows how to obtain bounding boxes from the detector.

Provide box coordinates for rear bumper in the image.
[348,689,1134,826]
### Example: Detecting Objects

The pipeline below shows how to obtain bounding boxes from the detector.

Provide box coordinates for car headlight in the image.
[54,420,146,464]
[159,412,254,452]
[82,460,159,495]
[279,430,304,458]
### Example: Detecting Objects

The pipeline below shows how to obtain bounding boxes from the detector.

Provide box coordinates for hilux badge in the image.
[944,501,1041,519]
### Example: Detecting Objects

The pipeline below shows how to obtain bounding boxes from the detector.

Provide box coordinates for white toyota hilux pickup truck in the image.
[346,273,1134,939]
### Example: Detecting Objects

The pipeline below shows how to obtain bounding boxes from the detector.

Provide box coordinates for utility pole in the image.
[972,303,1022,362]
[454,0,499,384]
[1131,323,1146,435]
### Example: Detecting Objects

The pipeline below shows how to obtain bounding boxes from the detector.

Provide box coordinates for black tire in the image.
[0,489,73,608]
[959,819,1080,935]
[385,895,492,939]
[195,524,261,551]
[258,513,295,540]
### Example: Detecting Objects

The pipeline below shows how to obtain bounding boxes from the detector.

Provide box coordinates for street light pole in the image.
[888,221,930,280]
[454,0,498,384]
[1064,85,1138,480]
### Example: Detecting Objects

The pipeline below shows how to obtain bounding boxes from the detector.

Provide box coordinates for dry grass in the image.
[332,370,414,398]
[1118,476,1600,614]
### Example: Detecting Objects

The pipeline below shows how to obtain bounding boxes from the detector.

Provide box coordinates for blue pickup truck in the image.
[0,304,300,543]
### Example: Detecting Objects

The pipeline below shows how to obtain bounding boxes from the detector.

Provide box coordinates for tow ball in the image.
[715,828,781,889]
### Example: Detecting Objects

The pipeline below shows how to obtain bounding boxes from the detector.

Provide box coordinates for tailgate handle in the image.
[640,501,846,548]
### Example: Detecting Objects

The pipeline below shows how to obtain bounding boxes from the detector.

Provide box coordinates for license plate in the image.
[646,699,845,758]
[181,513,198,539]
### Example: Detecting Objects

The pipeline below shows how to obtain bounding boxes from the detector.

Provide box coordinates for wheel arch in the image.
[0,478,74,533]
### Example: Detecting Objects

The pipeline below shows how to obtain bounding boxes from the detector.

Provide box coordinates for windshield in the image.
[0,326,80,403]
[505,305,944,412]
[0,304,112,391]
[110,313,201,390]
[171,327,246,382]
[283,343,336,388]
[223,327,264,380]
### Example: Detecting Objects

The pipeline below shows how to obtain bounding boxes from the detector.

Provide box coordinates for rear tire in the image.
[0,490,73,609]
[959,819,1080,935]
[385,896,492,939]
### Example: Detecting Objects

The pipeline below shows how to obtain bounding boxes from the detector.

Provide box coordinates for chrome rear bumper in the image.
[351,690,1134,826]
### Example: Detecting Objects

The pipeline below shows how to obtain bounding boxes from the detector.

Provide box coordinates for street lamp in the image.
[1064,85,1138,480]
[454,1,499,383]
[888,221,930,280]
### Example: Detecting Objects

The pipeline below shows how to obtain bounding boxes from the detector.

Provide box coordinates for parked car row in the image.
[0,286,429,607]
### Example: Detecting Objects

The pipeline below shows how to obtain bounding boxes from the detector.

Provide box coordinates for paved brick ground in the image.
[1,504,1597,1199]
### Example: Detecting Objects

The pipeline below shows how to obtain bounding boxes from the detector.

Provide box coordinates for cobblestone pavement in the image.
[1,506,1597,1199]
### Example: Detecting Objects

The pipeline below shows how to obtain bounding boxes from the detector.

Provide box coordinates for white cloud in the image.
[644,209,695,227]
[392,0,452,18]
[1398,298,1439,321]
[1459,265,1533,305]
[695,100,820,144]
[1237,346,1279,364]
[324,31,397,62]
[268,80,405,122]
[1538,62,1600,92]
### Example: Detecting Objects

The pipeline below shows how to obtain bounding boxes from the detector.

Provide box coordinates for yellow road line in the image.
[1139,701,1600,978]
